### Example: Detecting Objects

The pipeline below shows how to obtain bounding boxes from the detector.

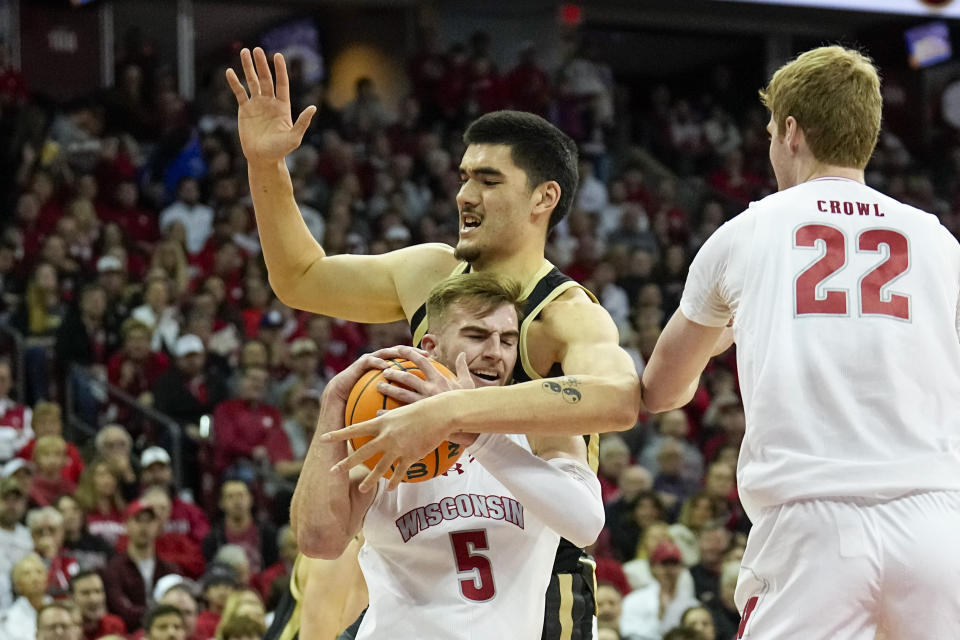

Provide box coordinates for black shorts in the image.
[263,586,298,640]
[541,556,597,640]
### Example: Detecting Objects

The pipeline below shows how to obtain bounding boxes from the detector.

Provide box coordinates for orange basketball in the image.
[345,358,464,482]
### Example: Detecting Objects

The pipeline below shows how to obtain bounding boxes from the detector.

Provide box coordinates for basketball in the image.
[345,358,464,482]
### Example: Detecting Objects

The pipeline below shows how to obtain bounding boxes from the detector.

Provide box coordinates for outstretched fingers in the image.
[240,48,261,97]
[252,47,275,99]
[273,52,290,103]
[224,68,248,105]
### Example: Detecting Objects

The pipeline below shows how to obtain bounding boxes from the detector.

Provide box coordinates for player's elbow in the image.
[565,507,605,549]
[297,527,350,560]
[606,374,642,431]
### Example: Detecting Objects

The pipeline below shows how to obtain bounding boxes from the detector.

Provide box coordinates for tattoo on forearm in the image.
[541,377,582,404]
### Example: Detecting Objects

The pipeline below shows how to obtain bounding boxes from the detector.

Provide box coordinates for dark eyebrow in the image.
[458,166,506,178]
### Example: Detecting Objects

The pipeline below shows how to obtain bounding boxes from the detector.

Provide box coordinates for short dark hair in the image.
[463,110,579,230]
[144,604,184,632]
[69,569,102,592]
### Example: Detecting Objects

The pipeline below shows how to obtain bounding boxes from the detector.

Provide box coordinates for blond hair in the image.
[34,434,67,457]
[425,272,524,332]
[760,45,881,169]
[33,400,62,425]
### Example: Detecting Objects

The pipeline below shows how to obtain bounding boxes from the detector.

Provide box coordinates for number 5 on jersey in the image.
[450,530,496,602]
[793,224,911,320]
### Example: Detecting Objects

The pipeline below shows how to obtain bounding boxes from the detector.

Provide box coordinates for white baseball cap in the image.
[173,334,204,357]
[140,446,172,468]
[1,458,33,479]
[96,255,123,272]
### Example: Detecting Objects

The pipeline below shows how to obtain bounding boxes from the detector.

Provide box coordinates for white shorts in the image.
[734,491,960,639]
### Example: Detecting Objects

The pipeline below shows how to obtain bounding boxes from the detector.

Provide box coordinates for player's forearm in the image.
[247,160,326,305]
[443,373,640,437]
[469,434,604,547]
[292,410,360,558]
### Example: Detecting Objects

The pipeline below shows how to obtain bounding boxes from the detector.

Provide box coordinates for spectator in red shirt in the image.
[127,487,205,578]
[107,318,170,405]
[598,435,631,504]
[99,180,159,256]
[201,481,277,577]
[69,570,127,640]
[702,399,745,464]
[0,360,32,463]
[193,564,239,640]
[28,436,76,507]
[212,366,291,476]
[26,506,78,598]
[18,402,83,485]
[139,447,210,546]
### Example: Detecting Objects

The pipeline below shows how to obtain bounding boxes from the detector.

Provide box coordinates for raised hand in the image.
[377,345,474,405]
[225,47,316,166]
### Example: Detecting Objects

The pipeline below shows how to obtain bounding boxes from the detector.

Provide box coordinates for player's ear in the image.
[530,180,560,224]
[421,334,439,357]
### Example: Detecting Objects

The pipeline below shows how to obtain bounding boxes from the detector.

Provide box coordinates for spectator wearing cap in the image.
[152,335,228,494]
[0,553,51,640]
[18,402,84,485]
[54,494,114,571]
[211,366,292,477]
[26,506,78,597]
[620,541,700,640]
[202,480,277,578]
[107,318,170,407]
[104,500,178,630]
[29,435,76,507]
[140,446,210,545]
[70,570,127,640]
[0,359,32,463]
[159,177,214,256]
[272,338,326,408]
[255,310,290,371]
[96,254,134,341]
[117,487,204,578]
[93,424,139,501]
[0,476,33,609]
[194,564,238,640]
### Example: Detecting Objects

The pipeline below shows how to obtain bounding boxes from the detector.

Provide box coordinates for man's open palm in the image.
[225,47,316,165]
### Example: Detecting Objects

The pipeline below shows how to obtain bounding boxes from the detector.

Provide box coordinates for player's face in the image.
[428,302,519,388]
[455,144,536,266]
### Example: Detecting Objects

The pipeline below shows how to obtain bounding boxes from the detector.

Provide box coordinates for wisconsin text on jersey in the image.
[395,494,525,543]
[816,199,886,217]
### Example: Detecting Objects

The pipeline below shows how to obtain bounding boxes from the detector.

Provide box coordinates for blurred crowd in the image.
[0,22,957,640]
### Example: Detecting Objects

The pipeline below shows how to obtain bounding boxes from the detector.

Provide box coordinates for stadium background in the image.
[0,0,958,638]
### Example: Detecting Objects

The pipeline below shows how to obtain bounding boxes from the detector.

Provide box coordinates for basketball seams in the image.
[345,358,462,483]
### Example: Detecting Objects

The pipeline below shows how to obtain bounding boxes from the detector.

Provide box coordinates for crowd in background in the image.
[0,21,958,640]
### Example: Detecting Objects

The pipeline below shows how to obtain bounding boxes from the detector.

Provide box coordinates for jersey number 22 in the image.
[793,224,910,320]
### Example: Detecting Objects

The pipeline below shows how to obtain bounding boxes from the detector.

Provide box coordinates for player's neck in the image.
[793,160,865,188]
[471,249,548,287]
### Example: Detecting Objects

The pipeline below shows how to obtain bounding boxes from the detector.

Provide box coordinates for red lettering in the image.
[817,200,828,212]
[843,201,854,215]
[857,202,871,216]
[829,200,841,214]
[874,203,885,217]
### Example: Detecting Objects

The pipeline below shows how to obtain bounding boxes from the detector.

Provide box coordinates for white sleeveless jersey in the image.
[356,434,559,640]
[681,177,960,521]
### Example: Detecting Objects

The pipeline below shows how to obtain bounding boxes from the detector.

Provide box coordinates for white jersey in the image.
[357,434,559,640]
[681,177,960,521]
